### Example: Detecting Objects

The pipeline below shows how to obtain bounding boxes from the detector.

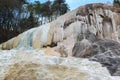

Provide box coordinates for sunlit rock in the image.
[1,3,120,53]
[0,3,120,78]
[43,47,61,57]
[0,50,119,80]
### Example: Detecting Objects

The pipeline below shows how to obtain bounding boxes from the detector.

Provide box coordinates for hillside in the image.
[0,3,120,80]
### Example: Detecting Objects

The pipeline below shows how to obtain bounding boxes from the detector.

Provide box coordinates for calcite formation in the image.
[0,3,120,79]
[0,50,119,80]
[0,3,120,51]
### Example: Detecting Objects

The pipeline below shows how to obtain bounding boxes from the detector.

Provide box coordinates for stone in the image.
[0,50,119,80]
[0,3,120,78]
[43,47,61,57]
[73,38,120,76]
[1,3,120,53]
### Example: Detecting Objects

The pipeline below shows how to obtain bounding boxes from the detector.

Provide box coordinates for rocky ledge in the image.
[0,3,120,79]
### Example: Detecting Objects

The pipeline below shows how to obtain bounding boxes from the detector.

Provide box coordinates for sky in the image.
[29,0,113,10]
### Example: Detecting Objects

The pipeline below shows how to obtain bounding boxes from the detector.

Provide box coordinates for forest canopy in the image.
[0,0,69,43]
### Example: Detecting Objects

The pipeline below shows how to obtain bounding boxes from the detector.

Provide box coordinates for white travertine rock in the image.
[1,4,120,52]
[0,50,119,80]
[0,3,120,79]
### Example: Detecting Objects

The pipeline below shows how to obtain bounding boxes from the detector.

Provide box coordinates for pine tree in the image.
[113,0,120,7]
[52,0,69,18]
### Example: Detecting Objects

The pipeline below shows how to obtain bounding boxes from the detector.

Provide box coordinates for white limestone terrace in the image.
[0,3,120,80]
[0,3,120,51]
[0,50,120,80]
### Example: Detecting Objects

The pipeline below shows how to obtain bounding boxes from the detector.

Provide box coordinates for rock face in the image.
[70,6,120,75]
[0,50,119,80]
[0,3,120,78]
[1,3,120,51]
[73,33,120,76]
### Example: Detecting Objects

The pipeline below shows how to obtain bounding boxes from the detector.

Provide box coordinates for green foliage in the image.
[0,0,70,43]
[113,0,120,7]
[52,0,70,17]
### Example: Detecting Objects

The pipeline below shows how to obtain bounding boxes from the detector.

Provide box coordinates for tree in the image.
[52,0,69,18]
[33,1,42,20]
[41,1,52,23]
[28,12,38,29]
[60,3,70,15]
[0,0,70,43]
[113,0,120,7]
[0,0,27,30]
